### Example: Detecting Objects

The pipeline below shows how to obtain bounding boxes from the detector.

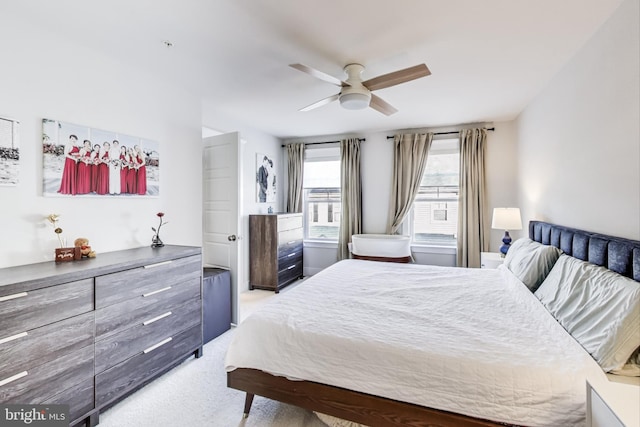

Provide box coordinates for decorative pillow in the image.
[535,254,640,372]
[503,238,562,291]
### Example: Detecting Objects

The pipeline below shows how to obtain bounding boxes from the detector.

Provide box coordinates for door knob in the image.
[228,235,237,242]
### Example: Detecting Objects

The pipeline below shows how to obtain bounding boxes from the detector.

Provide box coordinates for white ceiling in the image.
[3,0,623,138]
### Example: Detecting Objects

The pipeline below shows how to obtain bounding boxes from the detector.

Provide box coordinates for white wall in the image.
[485,120,521,249]
[201,101,284,291]
[285,122,519,274]
[0,14,202,268]
[516,0,639,240]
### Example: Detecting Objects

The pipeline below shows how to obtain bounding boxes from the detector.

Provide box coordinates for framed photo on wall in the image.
[42,118,159,197]
[256,152,276,203]
[0,116,20,186]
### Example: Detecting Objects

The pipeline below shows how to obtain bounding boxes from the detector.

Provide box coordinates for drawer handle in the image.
[143,261,172,269]
[0,332,28,345]
[143,337,172,354]
[143,311,172,326]
[142,286,172,297]
[287,252,296,257]
[0,371,28,387]
[0,292,28,302]
[287,265,296,270]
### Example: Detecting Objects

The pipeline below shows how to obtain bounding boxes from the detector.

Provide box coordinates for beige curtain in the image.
[285,143,305,213]
[338,138,362,260]
[457,128,489,267]
[386,133,433,234]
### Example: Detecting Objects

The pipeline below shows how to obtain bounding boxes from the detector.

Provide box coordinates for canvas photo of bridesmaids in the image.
[42,118,160,197]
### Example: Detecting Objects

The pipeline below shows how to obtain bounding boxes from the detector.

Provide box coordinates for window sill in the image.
[303,240,338,249]
[410,244,457,255]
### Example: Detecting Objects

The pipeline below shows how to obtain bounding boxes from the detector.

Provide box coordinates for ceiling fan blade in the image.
[289,64,347,87]
[369,94,398,116]
[300,93,340,112]
[362,64,431,91]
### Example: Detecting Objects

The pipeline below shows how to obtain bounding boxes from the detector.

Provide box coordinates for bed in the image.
[225,221,640,426]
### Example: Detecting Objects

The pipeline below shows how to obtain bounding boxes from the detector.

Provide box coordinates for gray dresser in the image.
[0,245,202,427]
[249,213,303,292]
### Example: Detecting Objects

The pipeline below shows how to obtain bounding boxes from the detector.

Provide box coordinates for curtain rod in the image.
[282,138,365,148]
[385,127,495,139]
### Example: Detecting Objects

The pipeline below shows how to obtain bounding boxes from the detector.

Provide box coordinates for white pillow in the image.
[535,254,640,372]
[503,238,562,291]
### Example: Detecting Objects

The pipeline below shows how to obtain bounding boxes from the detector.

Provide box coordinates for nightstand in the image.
[587,376,640,427]
[480,252,504,269]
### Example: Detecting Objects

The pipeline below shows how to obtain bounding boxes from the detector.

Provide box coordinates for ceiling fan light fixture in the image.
[339,92,371,110]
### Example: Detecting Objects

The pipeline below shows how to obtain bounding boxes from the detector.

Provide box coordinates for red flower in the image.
[157,212,165,217]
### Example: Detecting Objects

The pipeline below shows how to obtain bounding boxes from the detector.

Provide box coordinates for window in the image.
[303,147,341,241]
[412,138,459,246]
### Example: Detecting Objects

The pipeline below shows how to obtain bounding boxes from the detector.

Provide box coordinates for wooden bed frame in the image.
[351,253,412,263]
[227,221,640,427]
[227,368,509,427]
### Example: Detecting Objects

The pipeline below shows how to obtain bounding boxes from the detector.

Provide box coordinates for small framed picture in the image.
[256,153,276,203]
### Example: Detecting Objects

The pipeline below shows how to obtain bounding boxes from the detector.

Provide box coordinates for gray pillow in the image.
[503,238,561,291]
[535,254,640,372]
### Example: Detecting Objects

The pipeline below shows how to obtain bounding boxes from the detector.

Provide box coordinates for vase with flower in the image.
[151,212,167,248]
[47,214,80,262]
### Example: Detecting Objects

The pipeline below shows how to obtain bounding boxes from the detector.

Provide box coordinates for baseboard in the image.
[303,267,323,276]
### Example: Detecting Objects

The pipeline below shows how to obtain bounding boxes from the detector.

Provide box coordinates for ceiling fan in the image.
[289,62,431,116]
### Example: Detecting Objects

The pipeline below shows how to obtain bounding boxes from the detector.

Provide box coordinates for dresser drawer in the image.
[95,277,200,340]
[278,214,302,232]
[0,312,94,380]
[278,228,303,247]
[43,378,94,423]
[278,249,303,272]
[0,344,94,403]
[0,279,94,338]
[95,298,201,373]
[277,260,302,286]
[96,323,202,407]
[95,254,201,308]
[278,238,302,258]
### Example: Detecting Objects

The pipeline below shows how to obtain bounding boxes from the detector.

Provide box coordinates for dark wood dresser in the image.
[249,213,303,292]
[0,245,202,427]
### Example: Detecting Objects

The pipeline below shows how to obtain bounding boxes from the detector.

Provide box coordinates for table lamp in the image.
[491,208,522,255]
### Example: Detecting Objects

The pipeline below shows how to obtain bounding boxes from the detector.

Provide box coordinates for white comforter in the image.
[225,260,606,426]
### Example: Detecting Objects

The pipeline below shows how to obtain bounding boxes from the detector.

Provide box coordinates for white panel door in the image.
[203,132,242,324]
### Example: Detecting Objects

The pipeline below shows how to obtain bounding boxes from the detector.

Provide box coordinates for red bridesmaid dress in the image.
[57,146,79,195]
[90,153,99,193]
[120,153,128,194]
[76,150,92,194]
[96,152,110,195]
[126,163,137,194]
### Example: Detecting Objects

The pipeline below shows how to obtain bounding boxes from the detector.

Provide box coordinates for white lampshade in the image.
[491,208,522,230]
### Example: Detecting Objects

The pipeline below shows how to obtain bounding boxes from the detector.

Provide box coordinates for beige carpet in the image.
[98,328,328,427]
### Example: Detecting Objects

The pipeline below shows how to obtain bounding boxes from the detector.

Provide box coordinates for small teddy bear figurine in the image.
[74,237,97,258]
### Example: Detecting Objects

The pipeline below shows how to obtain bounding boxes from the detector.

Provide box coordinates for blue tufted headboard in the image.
[529,221,640,282]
